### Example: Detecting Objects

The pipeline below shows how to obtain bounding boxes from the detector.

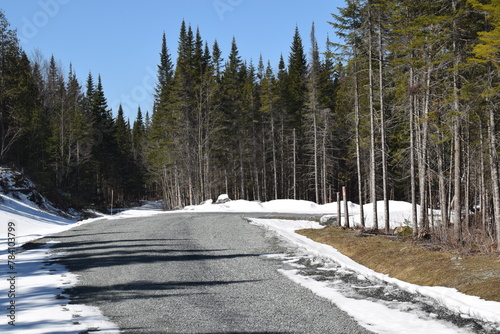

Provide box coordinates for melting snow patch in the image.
[279,268,471,334]
[249,218,500,332]
[0,241,120,333]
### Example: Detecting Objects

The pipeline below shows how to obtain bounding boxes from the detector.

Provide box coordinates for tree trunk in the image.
[451,67,462,241]
[378,12,390,233]
[410,66,418,236]
[368,6,378,230]
[313,111,319,203]
[354,59,365,228]
[464,119,471,230]
[418,67,431,234]
[437,144,449,227]
[239,140,245,199]
[452,0,462,244]
[453,117,462,243]
[321,109,328,204]
[337,192,341,227]
[479,123,487,231]
[271,116,278,200]
[252,122,261,201]
[293,128,297,200]
[343,186,349,228]
[262,134,267,202]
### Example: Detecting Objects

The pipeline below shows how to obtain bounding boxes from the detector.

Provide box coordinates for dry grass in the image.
[296,226,500,302]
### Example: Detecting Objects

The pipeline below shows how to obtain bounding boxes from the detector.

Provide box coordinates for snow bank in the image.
[0,194,76,251]
[249,218,500,326]
[0,196,165,252]
[185,198,420,229]
[0,167,165,333]
[0,241,119,333]
[185,197,338,213]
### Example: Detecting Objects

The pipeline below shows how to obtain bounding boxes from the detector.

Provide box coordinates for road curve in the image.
[46,212,373,333]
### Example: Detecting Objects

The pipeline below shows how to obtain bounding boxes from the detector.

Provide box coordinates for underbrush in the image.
[431,223,498,254]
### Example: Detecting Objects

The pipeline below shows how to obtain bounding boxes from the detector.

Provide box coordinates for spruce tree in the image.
[220,37,245,197]
[114,104,131,153]
[132,106,145,159]
[286,26,308,128]
[259,61,278,200]
[155,32,174,110]
[212,39,223,80]
[306,22,321,203]
[88,75,117,207]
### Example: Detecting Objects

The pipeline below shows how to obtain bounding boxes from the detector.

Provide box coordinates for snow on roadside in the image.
[0,196,166,252]
[185,197,340,214]
[0,194,76,252]
[0,241,119,333]
[185,196,421,230]
[0,177,164,334]
[279,269,470,334]
[249,218,500,331]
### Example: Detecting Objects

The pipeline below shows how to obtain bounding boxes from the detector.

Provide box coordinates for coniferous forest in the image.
[1,0,500,251]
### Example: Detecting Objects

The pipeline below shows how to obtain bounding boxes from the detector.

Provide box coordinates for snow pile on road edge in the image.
[185,197,423,230]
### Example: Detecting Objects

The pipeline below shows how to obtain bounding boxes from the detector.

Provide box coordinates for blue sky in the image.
[1,0,342,122]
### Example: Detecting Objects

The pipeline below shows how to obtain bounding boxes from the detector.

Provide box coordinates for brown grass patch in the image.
[297,226,500,302]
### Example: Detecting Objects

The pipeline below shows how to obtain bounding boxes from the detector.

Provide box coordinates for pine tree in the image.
[64,64,90,203]
[469,0,500,69]
[286,26,308,129]
[147,29,182,208]
[46,55,69,189]
[15,54,49,180]
[88,75,117,207]
[212,39,223,80]
[330,0,366,226]
[242,60,260,200]
[220,37,245,198]
[154,32,174,110]
[132,106,145,160]
[115,104,131,153]
[261,61,280,200]
[0,10,24,162]
[274,54,292,199]
[306,22,321,203]
[277,27,308,200]
[114,104,144,205]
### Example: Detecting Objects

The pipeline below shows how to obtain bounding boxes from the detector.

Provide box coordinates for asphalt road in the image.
[45,212,373,334]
